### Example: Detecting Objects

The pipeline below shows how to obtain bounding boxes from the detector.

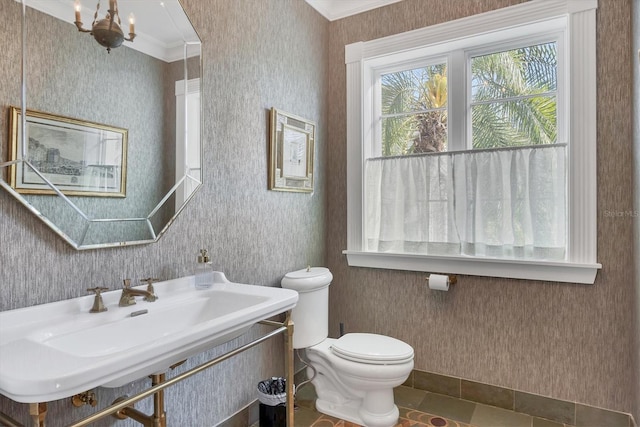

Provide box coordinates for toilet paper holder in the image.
[425,274,457,285]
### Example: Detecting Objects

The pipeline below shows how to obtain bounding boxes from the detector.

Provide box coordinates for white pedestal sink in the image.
[0,272,298,403]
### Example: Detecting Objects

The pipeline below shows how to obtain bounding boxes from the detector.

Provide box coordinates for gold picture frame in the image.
[268,108,315,193]
[8,106,128,197]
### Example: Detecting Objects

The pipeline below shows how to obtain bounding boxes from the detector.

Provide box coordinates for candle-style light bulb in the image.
[128,13,135,34]
[74,0,81,22]
[109,0,116,12]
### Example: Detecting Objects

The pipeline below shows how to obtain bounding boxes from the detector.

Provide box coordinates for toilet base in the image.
[315,397,399,427]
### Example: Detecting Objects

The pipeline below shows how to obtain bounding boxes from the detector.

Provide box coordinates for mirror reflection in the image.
[0,0,202,249]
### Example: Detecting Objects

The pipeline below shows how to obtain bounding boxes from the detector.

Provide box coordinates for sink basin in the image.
[0,272,298,403]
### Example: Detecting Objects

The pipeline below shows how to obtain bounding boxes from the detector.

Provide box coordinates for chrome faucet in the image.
[119,278,158,307]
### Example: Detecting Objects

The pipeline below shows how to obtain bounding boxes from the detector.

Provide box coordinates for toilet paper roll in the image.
[428,274,449,291]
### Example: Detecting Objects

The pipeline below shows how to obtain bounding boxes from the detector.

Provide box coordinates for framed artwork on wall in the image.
[7,106,128,197]
[268,108,315,193]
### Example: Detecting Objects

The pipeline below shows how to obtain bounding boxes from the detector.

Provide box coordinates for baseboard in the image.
[404,369,635,427]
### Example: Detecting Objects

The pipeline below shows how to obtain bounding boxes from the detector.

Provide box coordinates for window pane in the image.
[381,63,447,114]
[471,42,557,102]
[471,96,557,148]
[380,63,448,155]
[381,111,448,155]
[471,42,557,149]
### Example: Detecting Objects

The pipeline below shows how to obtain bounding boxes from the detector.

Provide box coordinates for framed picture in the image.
[7,107,128,197]
[268,108,315,193]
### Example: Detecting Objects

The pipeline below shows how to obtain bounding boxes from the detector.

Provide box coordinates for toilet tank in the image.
[280,267,333,349]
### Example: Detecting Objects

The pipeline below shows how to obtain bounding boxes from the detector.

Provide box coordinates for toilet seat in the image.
[330,333,414,365]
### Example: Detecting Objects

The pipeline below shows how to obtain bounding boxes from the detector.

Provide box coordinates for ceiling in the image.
[305,0,405,21]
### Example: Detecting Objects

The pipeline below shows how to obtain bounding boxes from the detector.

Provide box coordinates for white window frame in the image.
[343,0,601,284]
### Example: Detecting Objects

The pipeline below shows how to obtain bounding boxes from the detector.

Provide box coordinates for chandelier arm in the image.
[74,22,92,33]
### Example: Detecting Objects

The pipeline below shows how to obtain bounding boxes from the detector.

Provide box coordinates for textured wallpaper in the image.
[0,0,327,425]
[632,0,640,421]
[324,0,638,420]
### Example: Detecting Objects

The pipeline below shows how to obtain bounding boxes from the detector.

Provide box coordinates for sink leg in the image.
[150,374,167,427]
[112,374,166,427]
[28,403,46,427]
[284,311,295,427]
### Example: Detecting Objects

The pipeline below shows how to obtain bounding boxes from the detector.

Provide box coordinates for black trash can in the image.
[257,377,287,427]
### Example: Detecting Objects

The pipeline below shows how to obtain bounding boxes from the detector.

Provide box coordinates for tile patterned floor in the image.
[290,385,567,427]
[305,409,474,427]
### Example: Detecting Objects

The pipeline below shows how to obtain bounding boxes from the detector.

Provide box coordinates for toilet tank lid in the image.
[281,267,333,292]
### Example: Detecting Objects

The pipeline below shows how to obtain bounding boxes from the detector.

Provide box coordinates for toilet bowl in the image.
[281,267,414,427]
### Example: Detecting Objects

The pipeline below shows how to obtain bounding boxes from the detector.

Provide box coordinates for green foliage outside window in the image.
[380,42,557,156]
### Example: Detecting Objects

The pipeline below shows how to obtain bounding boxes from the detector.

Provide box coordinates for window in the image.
[175,78,201,208]
[344,0,600,284]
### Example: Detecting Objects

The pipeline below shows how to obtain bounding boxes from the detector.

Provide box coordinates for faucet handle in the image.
[140,277,159,293]
[122,279,132,289]
[87,287,109,313]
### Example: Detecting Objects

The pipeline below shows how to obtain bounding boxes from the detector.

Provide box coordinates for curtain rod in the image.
[368,142,567,161]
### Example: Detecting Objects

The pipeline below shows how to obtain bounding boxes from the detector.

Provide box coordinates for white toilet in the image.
[281,267,414,427]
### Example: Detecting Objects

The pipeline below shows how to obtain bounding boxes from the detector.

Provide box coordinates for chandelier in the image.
[74,0,136,53]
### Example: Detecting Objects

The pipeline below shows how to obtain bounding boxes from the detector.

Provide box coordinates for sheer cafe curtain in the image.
[364,145,566,261]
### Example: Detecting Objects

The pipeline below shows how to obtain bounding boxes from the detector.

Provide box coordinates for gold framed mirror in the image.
[268,108,315,193]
